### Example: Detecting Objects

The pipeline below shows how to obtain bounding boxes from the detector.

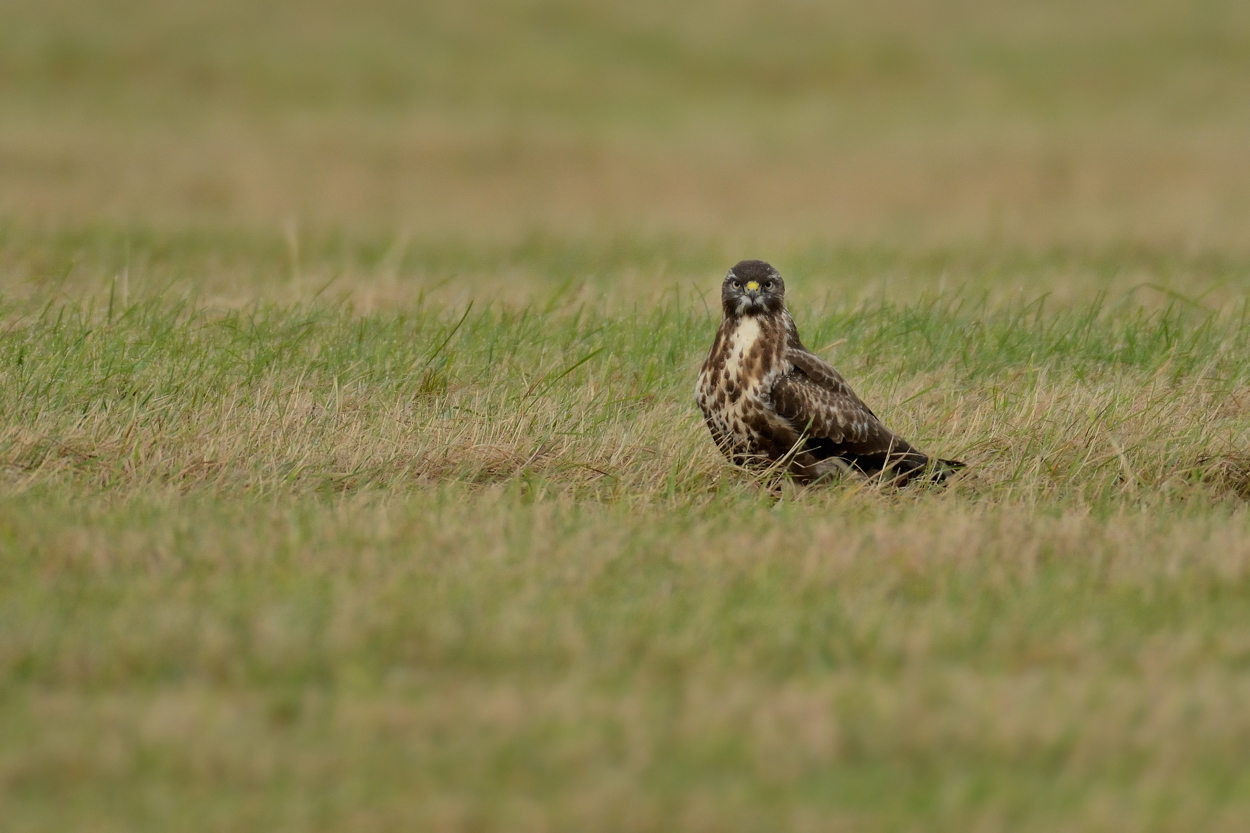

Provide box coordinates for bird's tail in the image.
[885,453,964,486]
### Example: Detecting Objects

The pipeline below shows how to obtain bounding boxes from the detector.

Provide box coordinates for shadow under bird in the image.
[695,260,964,486]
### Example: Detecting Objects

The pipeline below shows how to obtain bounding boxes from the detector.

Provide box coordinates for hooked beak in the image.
[745,280,760,301]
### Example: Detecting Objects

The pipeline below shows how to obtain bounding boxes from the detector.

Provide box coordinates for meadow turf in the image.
[6,256,1250,831]
[6,0,1250,830]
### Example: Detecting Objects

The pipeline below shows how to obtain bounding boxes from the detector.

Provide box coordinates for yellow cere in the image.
[746,281,759,291]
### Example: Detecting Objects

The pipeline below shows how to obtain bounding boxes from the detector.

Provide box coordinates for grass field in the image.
[5,1,1250,831]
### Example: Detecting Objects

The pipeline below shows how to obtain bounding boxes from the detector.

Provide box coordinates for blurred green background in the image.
[3,0,1249,302]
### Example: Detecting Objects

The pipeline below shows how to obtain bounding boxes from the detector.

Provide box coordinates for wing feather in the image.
[770,348,913,454]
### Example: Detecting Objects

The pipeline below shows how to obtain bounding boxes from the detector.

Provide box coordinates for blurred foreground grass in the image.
[6,486,1250,832]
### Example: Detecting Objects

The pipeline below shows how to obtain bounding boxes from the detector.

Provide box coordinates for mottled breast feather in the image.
[695,311,797,467]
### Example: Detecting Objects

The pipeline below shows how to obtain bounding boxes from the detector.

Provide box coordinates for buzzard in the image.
[695,260,963,485]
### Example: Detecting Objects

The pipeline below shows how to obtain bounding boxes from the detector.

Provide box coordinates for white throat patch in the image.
[724,315,762,381]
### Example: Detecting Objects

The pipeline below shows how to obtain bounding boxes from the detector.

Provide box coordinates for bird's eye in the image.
[731,280,740,289]
[764,281,774,290]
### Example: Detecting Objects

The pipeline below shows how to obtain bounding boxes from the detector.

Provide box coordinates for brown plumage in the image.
[695,260,964,485]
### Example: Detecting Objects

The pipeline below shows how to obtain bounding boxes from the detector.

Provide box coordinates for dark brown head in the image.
[722,260,786,318]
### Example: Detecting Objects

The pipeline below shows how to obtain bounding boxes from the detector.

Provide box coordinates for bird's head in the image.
[722,260,785,317]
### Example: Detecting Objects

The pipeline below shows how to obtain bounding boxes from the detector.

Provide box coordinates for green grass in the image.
[5,283,1250,831]
[4,280,1250,497]
[6,0,1250,829]
[6,489,1250,832]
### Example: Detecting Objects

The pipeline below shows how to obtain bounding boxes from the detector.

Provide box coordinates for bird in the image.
[695,259,963,486]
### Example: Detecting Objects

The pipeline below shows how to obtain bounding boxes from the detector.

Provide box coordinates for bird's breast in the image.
[698,315,786,414]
